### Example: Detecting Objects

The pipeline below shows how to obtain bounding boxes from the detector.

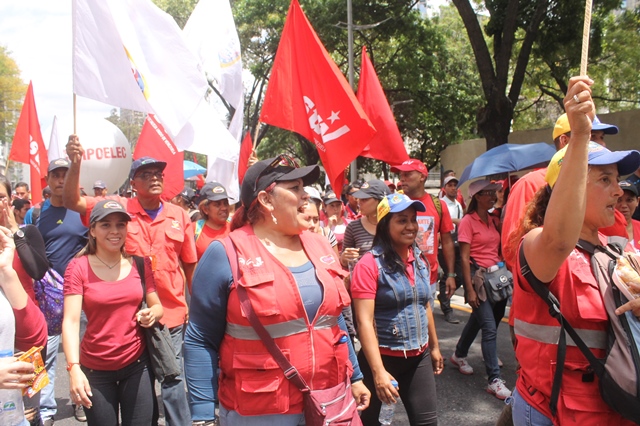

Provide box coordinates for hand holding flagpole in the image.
[580,0,592,76]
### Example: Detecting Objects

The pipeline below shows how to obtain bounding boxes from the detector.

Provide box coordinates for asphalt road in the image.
[50,292,516,426]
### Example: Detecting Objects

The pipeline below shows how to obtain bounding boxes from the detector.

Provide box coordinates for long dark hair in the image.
[372,213,408,274]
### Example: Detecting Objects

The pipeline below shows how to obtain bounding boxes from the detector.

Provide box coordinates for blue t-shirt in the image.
[37,205,88,276]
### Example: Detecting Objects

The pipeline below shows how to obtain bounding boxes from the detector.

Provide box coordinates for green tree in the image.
[0,46,26,158]
[105,108,146,150]
[451,0,620,148]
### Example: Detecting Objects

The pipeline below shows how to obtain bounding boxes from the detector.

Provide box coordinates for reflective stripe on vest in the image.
[225,315,338,340]
[514,318,607,350]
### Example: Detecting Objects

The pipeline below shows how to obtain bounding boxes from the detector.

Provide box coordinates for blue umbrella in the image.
[183,160,206,179]
[458,142,556,186]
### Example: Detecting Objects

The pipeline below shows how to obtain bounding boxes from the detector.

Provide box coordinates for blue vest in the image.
[372,245,431,351]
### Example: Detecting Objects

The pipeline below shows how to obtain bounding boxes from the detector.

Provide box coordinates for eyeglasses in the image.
[253,154,300,192]
[136,171,164,181]
[477,190,496,196]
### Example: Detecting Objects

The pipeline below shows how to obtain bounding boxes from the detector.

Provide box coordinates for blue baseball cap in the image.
[129,157,167,179]
[377,193,426,222]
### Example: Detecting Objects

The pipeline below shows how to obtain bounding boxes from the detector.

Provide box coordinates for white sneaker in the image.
[487,378,511,400]
[450,354,474,375]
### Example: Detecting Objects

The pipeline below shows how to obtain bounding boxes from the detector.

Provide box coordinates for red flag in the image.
[238,132,253,184]
[357,47,409,165]
[260,0,375,195]
[9,82,48,204]
[134,114,184,201]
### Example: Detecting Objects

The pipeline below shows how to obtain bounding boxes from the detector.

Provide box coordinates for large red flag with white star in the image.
[260,0,375,194]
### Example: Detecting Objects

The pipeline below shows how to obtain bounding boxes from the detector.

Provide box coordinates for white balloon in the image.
[75,119,132,193]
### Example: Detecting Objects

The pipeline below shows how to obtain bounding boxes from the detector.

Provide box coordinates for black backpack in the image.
[519,238,640,423]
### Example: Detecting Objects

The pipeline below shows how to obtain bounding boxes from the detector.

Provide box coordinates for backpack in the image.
[33,268,65,335]
[430,194,442,220]
[519,238,640,423]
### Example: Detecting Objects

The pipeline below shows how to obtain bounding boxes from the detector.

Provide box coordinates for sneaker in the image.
[487,378,512,400]
[450,354,474,375]
[444,311,460,324]
[43,419,55,426]
[75,405,87,422]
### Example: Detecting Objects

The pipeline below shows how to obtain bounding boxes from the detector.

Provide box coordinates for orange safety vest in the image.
[218,225,352,416]
[513,239,635,425]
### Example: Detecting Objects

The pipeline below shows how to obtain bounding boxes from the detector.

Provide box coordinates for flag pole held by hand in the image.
[580,0,593,76]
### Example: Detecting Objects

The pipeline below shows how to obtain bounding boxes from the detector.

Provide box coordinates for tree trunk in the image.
[477,87,513,150]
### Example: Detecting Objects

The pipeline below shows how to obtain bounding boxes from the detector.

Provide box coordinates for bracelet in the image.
[447,272,457,278]
[66,362,80,371]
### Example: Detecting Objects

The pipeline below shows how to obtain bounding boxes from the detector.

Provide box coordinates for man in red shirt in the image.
[391,159,457,311]
[64,135,195,426]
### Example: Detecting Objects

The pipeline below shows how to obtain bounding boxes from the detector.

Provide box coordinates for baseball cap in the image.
[199,182,229,203]
[442,176,459,187]
[545,142,640,188]
[129,157,167,179]
[553,113,619,140]
[468,179,502,198]
[351,179,391,200]
[89,199,131,224]
[179,187,196,202]
[304,187,322,203]
[390,159,428,176]
[323,192,341,205]
[48,158,70,173]
[93,180,107,189]
[620,180,639,197]
[377,193,426,222]
[240,155,320,208]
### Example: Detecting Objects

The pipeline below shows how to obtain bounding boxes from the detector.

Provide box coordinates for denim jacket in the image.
[372,245,431,351]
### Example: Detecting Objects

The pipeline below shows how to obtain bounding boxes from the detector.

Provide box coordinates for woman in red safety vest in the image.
[507,76,640,425]
[183,155,370,426]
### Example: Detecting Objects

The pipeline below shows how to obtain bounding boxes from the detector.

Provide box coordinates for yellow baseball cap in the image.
[552,114,571,140]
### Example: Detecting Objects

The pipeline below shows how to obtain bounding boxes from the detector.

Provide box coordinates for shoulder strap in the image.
[133,256,146,305]
[220,236,310,393]
[430,194,442,220]
[194,219,205,242]
[518,245,605,417]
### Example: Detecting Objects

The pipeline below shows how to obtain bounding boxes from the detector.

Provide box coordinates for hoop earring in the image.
[271,213,278,225]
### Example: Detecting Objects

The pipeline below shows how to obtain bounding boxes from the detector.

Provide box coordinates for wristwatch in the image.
[13,229,24,239]
[66,362,80,371]
[447,272,457,278]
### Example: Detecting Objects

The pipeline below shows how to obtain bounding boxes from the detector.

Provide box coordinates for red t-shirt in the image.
[351,250,424,357]
[414,193,454,281]
[64,256,156,370]
[196,222,230,260]
[457,212,501,268]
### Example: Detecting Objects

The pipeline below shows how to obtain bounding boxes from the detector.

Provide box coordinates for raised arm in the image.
[523,76,595,283]
[63,134,88,215]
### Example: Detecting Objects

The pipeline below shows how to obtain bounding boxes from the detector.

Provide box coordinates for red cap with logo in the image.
[390,159,428,176]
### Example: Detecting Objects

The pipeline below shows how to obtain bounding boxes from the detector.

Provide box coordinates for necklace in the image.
[94,254,121,269]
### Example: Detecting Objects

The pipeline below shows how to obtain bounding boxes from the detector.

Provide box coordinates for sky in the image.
[0,1,115,138]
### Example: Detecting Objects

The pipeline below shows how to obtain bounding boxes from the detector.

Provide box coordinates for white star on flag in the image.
[328,111,340,124]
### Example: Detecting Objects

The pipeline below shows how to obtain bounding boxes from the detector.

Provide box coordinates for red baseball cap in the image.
[390,159,428,176]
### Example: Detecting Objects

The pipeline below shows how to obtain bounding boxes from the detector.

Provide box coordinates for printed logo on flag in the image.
[124,47,149,100]
[303,96,350,152]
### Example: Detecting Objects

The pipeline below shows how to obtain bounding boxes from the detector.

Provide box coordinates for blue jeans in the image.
[454,298,507,382]
[218,405,303,426]
[81,353,156,425]
[511,388,553,426]
[429,282,437,310]
[160,324,190,426]
[39,334,59,421]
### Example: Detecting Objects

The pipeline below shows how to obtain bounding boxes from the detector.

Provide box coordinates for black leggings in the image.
[358,349,438,426]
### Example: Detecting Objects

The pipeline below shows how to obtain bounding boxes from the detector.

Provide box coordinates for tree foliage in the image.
[0,46,26,154]
[451,0,620,148]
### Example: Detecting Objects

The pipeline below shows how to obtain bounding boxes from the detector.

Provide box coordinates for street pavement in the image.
[51,291,516,425]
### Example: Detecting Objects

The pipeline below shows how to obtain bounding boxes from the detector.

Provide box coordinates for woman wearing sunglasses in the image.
[450,179,511,400]
[184,156,370,426]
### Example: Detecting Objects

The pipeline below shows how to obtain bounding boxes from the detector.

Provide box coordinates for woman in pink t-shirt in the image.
[450,179,511,400]
[62,200,163,426]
